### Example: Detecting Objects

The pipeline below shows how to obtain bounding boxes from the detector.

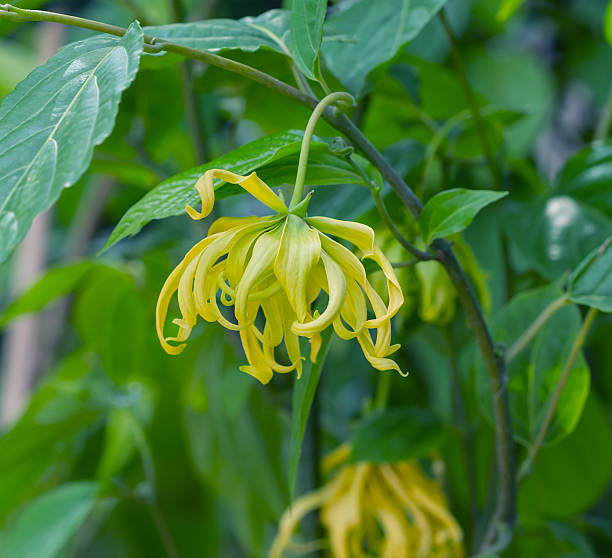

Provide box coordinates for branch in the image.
[434,239,516,552]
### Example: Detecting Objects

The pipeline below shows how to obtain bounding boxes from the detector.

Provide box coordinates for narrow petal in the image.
[156,235,219,354]
[275,214,321,321]
[235,226,283,327]
[311,219,403,327]
[292,252,346,337]
[269,484,335,558]
[208,215,263,235]
[186,169,287,220]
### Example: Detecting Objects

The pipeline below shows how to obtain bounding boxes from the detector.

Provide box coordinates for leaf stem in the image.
[439,9,502,189]
[290,92,355,208]
[518,307,598,480]
[506,295,569,364]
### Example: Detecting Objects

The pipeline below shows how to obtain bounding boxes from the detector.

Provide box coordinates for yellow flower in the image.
[270,445,463,558]
[156,169,404,384]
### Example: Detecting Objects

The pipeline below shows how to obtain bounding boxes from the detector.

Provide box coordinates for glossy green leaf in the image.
[290,0,326,80]
[3,482,100,558]
[475,283,590,447]
[349,407,444,463]
[322,0,448,96]
[0,23,143,264]
[288,329,333,498]
[146,10,292,57]
[557,142,612,219]
[0,262,99,328]
[103,130,328,251]
[419,188,508,244]
[568,238,612,312]
[504,197,612,280]
[519,395,612,520]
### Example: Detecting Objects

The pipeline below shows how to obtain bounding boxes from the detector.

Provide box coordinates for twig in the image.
[518,307,598,480]
[439,10,502,189]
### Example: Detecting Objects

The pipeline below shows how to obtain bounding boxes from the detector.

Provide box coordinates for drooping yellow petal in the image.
[235,226,283,327]
[275,214,321,321]
[208,215,263,235]
[156,234,221,355]
[186,169,288,220]
[291,252,346,337]
[309,217,403,327]
[239,326,274,384]
[269,484,335,558]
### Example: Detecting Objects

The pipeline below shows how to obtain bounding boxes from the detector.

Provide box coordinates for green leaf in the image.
[288,329,333,498]
[504,197,612,280]
[419,188,508,244]
[567,238,612,312]
[349,407,444,464]
[103,130,328,251]
[3,482,99,558]
[0,23,143,264]
[519,395,612,520]
[290,0,327,80]
[0,262,99,328]
[475,283,590,447]
[497,0,527,22]
[322,0,447,96]
[557,142,612,220]
[145,10,292,57]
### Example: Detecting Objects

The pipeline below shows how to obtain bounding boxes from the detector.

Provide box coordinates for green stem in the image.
[439,10,502,189]
[506,295,569,364]
[290,92,354,208]
[518,307,598,480]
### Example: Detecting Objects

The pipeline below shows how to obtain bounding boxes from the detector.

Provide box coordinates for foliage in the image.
[1,0,612,557]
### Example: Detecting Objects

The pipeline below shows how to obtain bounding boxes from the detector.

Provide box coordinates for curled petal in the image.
[186,169,288,220]
[292,252,347,337]
[156,234,221,354]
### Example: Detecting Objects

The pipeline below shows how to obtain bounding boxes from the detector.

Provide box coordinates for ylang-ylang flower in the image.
[270,444,463,558]
[156,168,404,383]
